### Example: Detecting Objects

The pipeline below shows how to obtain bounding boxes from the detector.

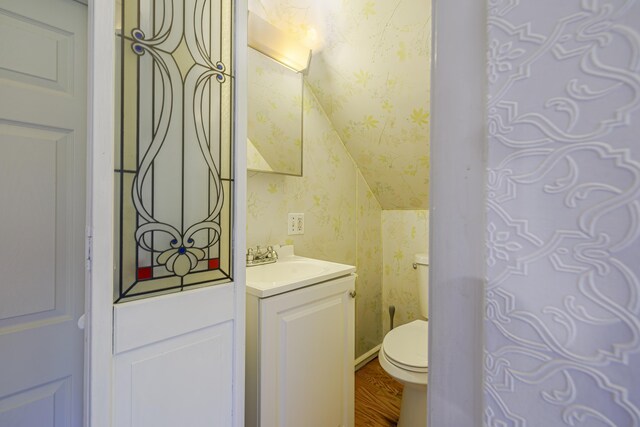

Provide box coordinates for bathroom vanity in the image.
[245,247,356,427]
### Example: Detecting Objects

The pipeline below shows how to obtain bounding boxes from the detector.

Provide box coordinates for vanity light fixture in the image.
[248,12,311,72]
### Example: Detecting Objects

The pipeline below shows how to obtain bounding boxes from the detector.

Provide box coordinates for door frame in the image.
[427,0,486,426]
[85,0,114,425]
[85,0,248,425]
[85,0,488,424]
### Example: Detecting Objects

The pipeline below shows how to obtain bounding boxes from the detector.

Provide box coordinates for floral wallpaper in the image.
[356,172,383,355]
[247,84,383,358]
[485,1,640,425]
[381,210,429,335]
[249,0,431,210]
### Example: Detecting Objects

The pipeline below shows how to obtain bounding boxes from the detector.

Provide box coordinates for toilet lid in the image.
[383,320,428,373]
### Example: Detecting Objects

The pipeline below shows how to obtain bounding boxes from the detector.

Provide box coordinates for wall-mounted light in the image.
[248,12,312,72]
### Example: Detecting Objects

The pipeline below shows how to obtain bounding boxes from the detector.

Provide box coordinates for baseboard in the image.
[354,344,381,371]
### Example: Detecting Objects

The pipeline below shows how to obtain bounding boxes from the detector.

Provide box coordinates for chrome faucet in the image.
[246,245,278,266]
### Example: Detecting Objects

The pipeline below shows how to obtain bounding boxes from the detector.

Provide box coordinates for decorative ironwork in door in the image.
[114,0,234,303]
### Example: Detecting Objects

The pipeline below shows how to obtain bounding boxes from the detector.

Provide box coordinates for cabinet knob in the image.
[349,290,357,299]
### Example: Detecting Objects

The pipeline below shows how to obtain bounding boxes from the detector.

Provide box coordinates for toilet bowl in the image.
[378,319,428,427]
[378,253,429,427]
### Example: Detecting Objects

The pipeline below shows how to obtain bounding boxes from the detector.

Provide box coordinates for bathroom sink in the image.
[246,246,356,297]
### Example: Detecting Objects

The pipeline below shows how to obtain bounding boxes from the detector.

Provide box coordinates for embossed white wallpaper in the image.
[485,0,640,425]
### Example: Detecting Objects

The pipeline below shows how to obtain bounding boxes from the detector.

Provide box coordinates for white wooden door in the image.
[0,0,87,426]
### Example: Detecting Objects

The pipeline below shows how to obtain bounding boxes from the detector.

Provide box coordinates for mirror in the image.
[247,47,303,176]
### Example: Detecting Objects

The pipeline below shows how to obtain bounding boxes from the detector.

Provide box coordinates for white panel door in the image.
[0,0,86,426]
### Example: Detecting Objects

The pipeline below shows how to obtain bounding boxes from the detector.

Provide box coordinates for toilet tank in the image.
[414,253,429,318]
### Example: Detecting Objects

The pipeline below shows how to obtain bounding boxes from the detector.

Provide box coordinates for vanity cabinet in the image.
[246,274,355,427]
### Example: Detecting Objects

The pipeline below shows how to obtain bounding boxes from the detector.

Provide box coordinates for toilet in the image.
[379,253,429,427]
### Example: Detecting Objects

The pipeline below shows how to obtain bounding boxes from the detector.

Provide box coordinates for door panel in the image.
[0,10,73,93]
[113,284,235,427]
[1,128,58,319]
[0,0,86,426]
[0,126,74,325]
[0,377,71,427]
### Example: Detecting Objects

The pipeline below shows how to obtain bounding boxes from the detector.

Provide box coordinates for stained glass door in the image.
[111,1,244,425]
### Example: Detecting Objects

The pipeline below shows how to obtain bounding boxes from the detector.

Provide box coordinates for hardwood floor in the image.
[355,357,403,426]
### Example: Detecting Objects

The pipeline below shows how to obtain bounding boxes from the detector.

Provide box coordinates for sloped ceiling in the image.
[250,0,431,209]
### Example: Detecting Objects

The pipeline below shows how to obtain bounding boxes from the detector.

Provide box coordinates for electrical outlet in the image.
[296,213,304,234]
[288,213,304,235]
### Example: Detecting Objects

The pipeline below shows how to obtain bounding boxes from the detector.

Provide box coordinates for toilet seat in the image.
[382,320,428,373]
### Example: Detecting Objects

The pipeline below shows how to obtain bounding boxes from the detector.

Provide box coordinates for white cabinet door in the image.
[260,275,355,427]
[0,0,86,425]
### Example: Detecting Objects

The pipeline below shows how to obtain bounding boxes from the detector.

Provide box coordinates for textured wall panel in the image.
[485,0,640,425]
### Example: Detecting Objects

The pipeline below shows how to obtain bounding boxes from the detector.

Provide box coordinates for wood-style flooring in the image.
[355,357,403,427]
